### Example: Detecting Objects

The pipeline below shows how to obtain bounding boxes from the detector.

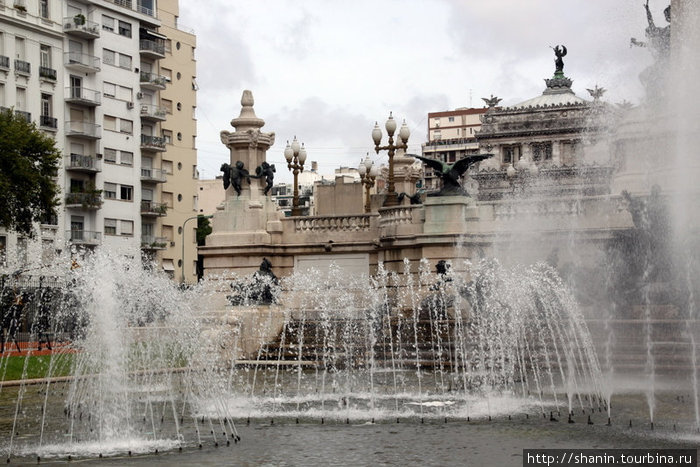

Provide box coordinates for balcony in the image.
[140,167,167,183]
[65,86,101,106]
[139,104,167,121]
[140,135,166,151]
[105,0,132,9]
[65,154,101,173]
[14,110,31,123]
[39,66,57,81]
[39,115,58,131]
[139,71,167,90]
[139,39,165,59]
[63,17,100,39]
[140,200,168,216]
[141,236,167,250]
[64,52,100,73]
[67,230,101,246]
[65,192,102,210]
[0,55,9,70]
[66,121,101,139]
[14,59,30,75]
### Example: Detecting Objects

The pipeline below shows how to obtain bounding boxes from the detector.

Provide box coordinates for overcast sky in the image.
[179,0,659,183]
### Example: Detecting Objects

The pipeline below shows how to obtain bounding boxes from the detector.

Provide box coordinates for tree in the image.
[0,108,61,236]
[196,215,212,246]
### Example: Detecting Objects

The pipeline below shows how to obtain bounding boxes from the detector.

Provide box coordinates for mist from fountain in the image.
[209,259,607,424]
[0,249,239,461]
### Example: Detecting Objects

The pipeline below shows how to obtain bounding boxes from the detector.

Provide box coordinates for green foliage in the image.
[0,108,61,236]
[196,215,212,246]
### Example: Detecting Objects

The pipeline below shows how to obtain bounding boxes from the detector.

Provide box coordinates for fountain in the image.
[1,0,700,463]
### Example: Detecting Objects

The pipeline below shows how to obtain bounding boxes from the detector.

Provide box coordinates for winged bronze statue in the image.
[410,153,493,197]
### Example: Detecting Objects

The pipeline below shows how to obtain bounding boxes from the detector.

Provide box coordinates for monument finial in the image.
[231,90,265,131]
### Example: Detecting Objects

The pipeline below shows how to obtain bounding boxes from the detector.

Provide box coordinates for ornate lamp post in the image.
[358,153,378,213]
[372,112,410,207]
[284,136,307,216]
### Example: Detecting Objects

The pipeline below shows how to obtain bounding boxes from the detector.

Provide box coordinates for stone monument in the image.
[204,90,284,274]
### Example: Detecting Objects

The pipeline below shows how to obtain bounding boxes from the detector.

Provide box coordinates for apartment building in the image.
[154,0,197,282]
[0,0,197,281]
[420,107,487,191]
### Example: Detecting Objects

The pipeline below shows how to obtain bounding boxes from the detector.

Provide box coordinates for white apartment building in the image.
[0,0,197,279]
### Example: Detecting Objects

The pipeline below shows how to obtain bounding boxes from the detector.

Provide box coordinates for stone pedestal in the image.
[423,196,479,234]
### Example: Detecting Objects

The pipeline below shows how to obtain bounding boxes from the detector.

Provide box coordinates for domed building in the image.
[473,52,617,201]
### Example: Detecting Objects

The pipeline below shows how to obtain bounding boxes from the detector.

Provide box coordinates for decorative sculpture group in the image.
[220,160,276,197]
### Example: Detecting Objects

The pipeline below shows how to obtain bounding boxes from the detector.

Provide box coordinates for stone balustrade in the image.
[378,205,422,228]
[294,214,373,233]
[493,199,583,220]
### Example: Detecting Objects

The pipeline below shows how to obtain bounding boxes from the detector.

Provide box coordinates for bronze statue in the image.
[636,1,671,58]
[227,258,279,306]
[254,161,276,195]
[481,94,502,108]
[220,161,250,196]
[411,153,493,196]
[552,45,567,74]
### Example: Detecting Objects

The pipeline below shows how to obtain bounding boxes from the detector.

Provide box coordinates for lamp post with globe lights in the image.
[372,112,410,207]
[284,136,307,216]
[358,153,379,213]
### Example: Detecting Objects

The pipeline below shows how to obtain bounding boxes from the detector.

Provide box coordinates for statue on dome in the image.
[552,45,567,74]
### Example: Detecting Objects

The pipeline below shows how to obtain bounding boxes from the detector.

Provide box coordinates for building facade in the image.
[420,107,486,191]
[0,0,197,280]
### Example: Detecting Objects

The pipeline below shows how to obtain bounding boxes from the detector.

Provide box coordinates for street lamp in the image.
[284,136,307,216]
[358,153,378,213]
[181,214,213,283]
[372,112,410,207]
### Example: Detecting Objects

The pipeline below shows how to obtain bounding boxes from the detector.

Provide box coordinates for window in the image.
[104,183,117,199]
[176,102,181,111]
[104,115,116,131]
[192,165,198,179]
[162,129,172,144]
[102,15,115,32]
[120,220,133,236]
[118,53,132,69]
[532,142,553,162]
[0,83,5,108]
[162,160,173,174]
[104,218,117,235]
[40,45,51,68]
[103,82,116,97]
[114,85,131,101]
[103,49,115,66]
[161,67,172,81]
[162,99,172,114]
[120,151,133,165]
[120,185,133,201]
[119,118,133,134]
[39,0,49,19]
[104,148,117,163]
[118,21,132,38]
[41,93,51,117]
[177,132,182,141]
[162,225,173,241]
[164,39,172,53]
[162,192,173,208]
[448,116,455,123]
